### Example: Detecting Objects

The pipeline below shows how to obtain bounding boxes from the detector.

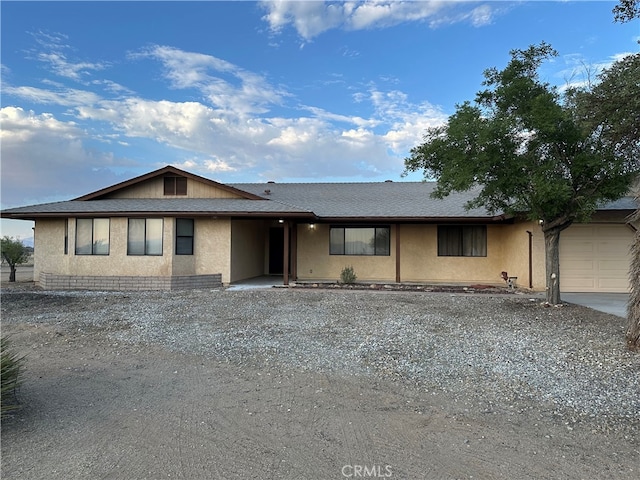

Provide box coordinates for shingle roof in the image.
[231,182,497,219]
[1,198,314,218]
[2,175,635,222]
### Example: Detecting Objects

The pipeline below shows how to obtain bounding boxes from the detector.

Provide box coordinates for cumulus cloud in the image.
[0,106,125,205]
[3,39,449,203]
[260,0,496,40]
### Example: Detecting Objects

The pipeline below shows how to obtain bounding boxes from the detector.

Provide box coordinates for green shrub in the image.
[340,265,357,284]
[1,336,25,416]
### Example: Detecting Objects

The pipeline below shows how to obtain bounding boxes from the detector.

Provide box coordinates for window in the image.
[164,176,187,195]
[176,218,194,255]
[64,219,69,255]
[75,218,110,255]
[330,226,390,256]
[128,218,163,255]
[437,225,487,257]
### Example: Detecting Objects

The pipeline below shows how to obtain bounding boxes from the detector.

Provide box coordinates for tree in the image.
[404,43,640,305]
[1,236,29,283]
[613,0,639,22]
[628,190,640,351]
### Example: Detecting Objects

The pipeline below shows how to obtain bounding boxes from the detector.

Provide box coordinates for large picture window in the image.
[75,218,110,255]
[128,218,163,255]
[176,218,194,255]
[437,225,487,257]
[330,226,390,256]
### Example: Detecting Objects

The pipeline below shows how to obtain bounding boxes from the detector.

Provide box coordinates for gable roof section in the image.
[232,182,503,221]
[74,165,264,201]
[2,165,636,222]
[0,199,313,220]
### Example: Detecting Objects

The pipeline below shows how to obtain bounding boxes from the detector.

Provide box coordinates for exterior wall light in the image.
[309,223,315,230]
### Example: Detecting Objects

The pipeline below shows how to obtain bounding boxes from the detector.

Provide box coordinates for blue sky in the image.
[1,1,638,239]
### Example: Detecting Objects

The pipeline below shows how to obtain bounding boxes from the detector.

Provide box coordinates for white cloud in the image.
[0,106,124,205]
[134,45,288,115]
[30,30,109,82]
[2,40,448,203]
[260,0,496,40]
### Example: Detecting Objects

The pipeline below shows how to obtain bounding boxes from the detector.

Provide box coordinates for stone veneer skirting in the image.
[39,272,223,291]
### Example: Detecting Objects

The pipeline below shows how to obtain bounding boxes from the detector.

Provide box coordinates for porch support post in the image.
[395,223,401,283]
[283,221,290,285]
[290,223,297,281]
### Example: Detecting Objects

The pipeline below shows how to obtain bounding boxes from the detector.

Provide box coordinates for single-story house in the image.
[1,165,637,292]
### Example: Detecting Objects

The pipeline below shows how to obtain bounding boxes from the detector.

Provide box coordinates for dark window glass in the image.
[437,225,487,257]
[164,176,187,195]
[176,218,194,255]
[330,226,390,256]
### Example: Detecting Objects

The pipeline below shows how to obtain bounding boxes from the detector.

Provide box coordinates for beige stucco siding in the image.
[33,218,69,281]
[296,223,396,283]
[230,220,266,283]
[296,222,547,289]
[105,177,245,199]
[34,216,232,281]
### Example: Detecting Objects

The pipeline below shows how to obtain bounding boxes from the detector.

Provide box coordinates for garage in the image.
[560,224,634,293]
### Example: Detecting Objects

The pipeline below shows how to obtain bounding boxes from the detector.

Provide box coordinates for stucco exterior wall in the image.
[105,177,245,199]
[295,222,548,289]
[33,218,68,281]
[34,216,232,284]
[230,219,266,283]
[296,223,396,283]
[194,218,231,283]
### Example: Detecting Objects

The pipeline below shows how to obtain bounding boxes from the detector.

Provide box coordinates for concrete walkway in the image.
[562,293,629,318]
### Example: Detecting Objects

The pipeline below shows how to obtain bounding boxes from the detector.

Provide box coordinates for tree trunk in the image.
[9,264,16,282]
[627,225,640,351]
[542,220,572,305]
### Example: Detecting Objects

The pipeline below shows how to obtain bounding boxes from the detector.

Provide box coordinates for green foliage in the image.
[1,336,25,416]
[1,236,29,282]
[1,236,29,267]
[404,43,639,228]
[613,0,640,22]
[340,266,357,284]
[404,43,640,304]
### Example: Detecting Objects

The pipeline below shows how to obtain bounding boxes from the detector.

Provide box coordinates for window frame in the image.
[127,218,164,256]
[175,218,194,255]
[329,225,391,256]
[164,176,187,196]
[75,218,110,256]
[437,225,487,257]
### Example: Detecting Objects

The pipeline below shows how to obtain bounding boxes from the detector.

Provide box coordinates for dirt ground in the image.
[1,281,638,480]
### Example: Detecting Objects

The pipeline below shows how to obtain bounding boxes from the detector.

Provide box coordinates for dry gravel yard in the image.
[1,283,639,479]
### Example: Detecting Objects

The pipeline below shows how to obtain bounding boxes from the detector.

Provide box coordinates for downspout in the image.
[526,230,533,289]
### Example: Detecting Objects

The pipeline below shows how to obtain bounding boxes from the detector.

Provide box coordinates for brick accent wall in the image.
[39,272,222,291]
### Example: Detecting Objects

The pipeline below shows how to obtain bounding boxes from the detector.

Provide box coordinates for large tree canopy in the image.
[404,43,640,305]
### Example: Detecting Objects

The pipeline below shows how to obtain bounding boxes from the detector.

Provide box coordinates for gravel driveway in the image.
[1,284,639,479]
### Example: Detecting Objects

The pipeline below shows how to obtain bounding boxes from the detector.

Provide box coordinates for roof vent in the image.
[267,180,275,184]
[264,189,271,195]
[384,180,393,183]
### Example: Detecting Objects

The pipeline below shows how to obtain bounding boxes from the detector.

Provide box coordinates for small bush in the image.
[340,265,357,284]
[1,336,25,416]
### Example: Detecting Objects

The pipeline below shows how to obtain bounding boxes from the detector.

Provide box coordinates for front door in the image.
[269,227,284,274]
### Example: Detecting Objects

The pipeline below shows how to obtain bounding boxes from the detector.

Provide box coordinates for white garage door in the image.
[560,224,633,293]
